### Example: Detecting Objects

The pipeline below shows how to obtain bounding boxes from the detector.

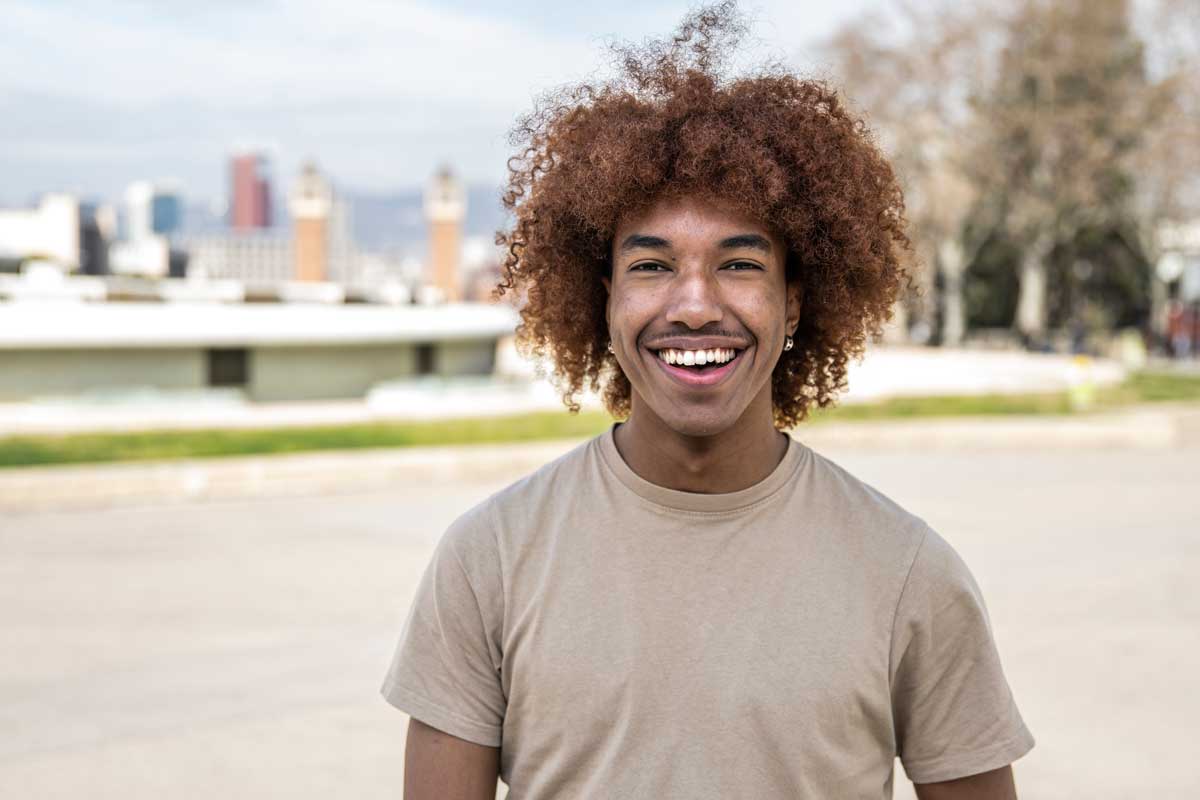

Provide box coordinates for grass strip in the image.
[1,370,1198,470]
[0,410,614,470]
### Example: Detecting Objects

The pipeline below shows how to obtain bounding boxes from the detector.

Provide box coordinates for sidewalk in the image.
[3,404,1196,514]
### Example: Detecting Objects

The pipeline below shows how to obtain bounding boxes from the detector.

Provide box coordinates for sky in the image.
[0,0,884,207]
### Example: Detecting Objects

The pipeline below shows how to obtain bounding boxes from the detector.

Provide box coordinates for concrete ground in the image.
[2,442,1197,798]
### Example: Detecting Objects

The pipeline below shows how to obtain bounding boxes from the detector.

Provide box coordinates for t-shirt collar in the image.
[596,422,805,514]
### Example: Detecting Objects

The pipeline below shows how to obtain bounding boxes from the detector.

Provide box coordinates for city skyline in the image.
[0,0,883,206]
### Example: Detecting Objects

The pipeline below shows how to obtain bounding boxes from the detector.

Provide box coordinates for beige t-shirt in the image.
[382,425,1034,797]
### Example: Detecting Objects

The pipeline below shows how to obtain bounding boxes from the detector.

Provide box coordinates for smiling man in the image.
[382,4,1034,799]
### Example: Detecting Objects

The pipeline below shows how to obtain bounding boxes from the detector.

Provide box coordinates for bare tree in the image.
[822,0,1196,348]
[974,0,1160,344]
[819,1,1000,345]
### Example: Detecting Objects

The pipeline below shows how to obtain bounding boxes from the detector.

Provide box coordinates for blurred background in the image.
[2,1,1198,798]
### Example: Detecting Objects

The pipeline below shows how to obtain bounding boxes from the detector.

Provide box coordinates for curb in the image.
[2,406,1197,514]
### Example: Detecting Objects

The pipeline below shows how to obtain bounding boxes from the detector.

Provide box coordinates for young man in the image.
[382,5,1034,798]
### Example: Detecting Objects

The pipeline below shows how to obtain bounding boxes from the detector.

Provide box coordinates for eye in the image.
[629,262,669,272]
[723,261,763,271]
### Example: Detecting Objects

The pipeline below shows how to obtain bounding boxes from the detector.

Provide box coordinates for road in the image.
[2,443,1197,798]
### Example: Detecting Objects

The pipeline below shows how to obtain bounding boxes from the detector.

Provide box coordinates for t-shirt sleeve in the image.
[380,504,506,747]
[889,526,1034,784]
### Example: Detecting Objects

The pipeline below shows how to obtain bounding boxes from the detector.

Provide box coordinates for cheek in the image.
[733,291,783,336]
[609,292,658,343]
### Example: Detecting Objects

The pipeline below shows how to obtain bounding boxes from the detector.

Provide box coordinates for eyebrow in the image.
[618,234,672,253]
[718,234,772,253]
[617,233,772,254]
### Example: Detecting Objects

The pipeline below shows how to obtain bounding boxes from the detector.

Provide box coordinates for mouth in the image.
[648,346,746,388]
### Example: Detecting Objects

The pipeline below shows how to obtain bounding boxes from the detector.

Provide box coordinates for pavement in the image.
[1,443,1197,798]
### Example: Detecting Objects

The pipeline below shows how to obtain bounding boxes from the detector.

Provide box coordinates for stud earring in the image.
[783,336,794,352]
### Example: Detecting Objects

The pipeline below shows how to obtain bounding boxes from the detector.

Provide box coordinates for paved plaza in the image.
[2,441,1197,798]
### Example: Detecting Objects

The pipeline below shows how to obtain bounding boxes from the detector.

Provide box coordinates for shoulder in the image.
[900,525,988,621]
[439,434,598,555]
[795,442,931,561]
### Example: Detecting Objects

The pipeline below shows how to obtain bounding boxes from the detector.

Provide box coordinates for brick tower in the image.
[289,162,332,283]
[424,166,465,303]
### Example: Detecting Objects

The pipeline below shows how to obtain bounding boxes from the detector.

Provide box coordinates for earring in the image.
[783,336,794,352]
[607,342,614,353]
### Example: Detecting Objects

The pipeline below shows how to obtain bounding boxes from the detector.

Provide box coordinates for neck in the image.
[613,395,788,494]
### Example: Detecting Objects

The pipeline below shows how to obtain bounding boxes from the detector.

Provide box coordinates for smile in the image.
[650,347,745,387]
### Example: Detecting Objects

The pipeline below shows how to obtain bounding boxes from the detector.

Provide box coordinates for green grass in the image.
[2,370,1198,470]
[1095,369,1200,405]
[0,410,613,470]
[811,391,1076,422]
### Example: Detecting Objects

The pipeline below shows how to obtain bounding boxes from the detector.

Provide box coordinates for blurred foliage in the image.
[821,0,1199,344]
[965,223,1152,332]
[3,372,1200,469]
[964,231,1021,328]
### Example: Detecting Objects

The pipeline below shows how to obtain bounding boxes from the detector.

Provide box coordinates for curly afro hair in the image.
[495,2,910,429]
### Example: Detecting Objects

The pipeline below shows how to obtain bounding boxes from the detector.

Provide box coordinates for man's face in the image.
[602,194,802,437]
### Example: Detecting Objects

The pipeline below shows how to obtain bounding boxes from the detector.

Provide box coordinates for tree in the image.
[822,0,1197,349]
[972,0,1154,345]
[819,2,998,345]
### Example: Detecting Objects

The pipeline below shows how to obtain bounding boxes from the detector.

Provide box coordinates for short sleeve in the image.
[889,527,1034,784]
[381,504,506,747]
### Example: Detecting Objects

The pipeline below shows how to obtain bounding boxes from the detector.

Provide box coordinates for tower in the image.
[230,152,273,230]
[289,162,332,283]
[424,166,465,303]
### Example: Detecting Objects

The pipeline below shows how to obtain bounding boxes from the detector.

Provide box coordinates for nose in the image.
[666,266,723,330]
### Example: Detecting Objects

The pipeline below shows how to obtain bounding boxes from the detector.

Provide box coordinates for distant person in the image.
[1167,300,1193,359]
[382,4,1034,798]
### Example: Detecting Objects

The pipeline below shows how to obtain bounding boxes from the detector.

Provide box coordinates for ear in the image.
[785,279,803,337]
[601,274,612,326]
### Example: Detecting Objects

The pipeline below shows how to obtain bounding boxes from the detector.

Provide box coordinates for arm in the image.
[404,717,500,800]
[914,764,1017,800]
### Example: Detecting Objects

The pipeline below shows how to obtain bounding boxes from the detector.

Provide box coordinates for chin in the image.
[657,406,742,439]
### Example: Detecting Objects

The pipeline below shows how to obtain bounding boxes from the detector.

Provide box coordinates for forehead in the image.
[613,194,778,245]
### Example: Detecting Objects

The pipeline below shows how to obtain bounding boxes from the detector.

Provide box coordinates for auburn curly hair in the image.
[495,2,910,429]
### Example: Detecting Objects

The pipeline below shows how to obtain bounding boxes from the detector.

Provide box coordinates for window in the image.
[207,348,249,387]
[416,343,436,375]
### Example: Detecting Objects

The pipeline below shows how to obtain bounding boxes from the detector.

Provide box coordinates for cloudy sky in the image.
[1,0,882,207]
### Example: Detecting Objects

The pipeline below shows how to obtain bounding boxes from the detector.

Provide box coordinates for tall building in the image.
[289,162,332,283]
[424,165,465,303]
[230,153,273,230]
[126,181,183,241]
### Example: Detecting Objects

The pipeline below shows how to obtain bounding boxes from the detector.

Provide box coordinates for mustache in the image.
[641,328,751,348]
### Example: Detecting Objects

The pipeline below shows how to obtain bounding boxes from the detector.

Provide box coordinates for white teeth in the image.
[656,348,739,366]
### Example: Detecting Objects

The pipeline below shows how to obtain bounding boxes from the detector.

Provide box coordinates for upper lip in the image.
[646,338,750,351]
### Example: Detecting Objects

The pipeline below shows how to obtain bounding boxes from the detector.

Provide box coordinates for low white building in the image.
[0,301,518,403]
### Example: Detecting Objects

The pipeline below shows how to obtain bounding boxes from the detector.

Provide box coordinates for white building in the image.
[0,301,519,403]
[125,181,183,242]
[0,194,81,270]
[1158,221,1200,302]
[179,231,293,283]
